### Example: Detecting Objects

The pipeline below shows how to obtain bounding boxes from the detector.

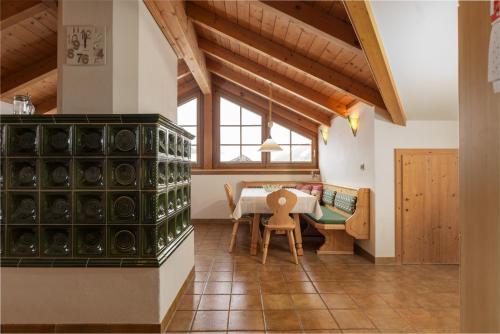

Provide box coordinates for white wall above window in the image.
[370,1,458,120]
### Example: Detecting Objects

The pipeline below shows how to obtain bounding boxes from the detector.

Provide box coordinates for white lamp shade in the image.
[258,138,283,152]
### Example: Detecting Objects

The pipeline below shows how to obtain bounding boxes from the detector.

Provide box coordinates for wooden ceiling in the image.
[0,0,405,125]
[1,0,58,114]
[148,0,406,128]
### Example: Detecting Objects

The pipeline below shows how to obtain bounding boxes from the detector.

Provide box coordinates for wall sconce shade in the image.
[347,114,359,137]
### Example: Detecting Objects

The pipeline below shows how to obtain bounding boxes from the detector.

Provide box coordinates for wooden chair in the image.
[261,189,299,264]
[224,184,258,253]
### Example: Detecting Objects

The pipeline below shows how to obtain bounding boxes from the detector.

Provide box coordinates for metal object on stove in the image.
[12,95,35,115]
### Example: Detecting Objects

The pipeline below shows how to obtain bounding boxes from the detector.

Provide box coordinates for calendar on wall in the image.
[489,0,500,93]
[65,25,106,65]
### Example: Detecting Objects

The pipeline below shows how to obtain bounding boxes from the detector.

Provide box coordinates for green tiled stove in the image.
[0,114,194,267]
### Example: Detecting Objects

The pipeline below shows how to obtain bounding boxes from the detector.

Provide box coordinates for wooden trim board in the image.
[160,267,195,333]
[344,1,406,126]
[192,219,232,224]
[0,267,195,333]
[192,169,319,175]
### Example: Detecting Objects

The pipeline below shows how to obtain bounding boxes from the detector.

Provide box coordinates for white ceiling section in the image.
[370,1,458,120]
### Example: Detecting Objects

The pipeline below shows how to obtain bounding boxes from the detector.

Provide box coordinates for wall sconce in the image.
[319,125,329,144]
[347,114,359,137]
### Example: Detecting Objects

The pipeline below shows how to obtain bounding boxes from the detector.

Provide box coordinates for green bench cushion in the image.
[306,206,347,225]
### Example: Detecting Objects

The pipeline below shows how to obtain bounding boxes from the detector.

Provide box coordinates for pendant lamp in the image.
[259,83,283,152]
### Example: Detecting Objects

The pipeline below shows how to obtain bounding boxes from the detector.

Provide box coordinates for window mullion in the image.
[240,107,243,159]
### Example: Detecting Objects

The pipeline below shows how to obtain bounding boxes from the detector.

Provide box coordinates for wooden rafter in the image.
[1,54,57,97]
[0,1,53,30]
[256,1,362,53]
[178,60,190,80]
[178,76,198,99]
[34,95,56,114]
[207,58,331,126]
[213,76,319,134]
[144,0,211,94]
[344,1,406,125]
[199,38,347,116]
[186,2,385,111]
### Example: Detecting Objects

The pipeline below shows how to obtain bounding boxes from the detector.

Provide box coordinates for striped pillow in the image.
[322,189,336,205]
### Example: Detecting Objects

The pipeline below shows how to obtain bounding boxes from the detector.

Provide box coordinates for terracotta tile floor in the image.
[166,223,459,333]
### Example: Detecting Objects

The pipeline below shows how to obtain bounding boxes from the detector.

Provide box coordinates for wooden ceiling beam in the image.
[344,1,406,125]
[186,2,385,112]
[257,1,362,53]
[213,76,319,134]
[34,95,56,114]
[1,1,51,30]
[1,53,57,98]
[199,38,348,117]
[144,0,211,94]
[207,58,331,126]
[178,76,199,100]
[177,60,191,80]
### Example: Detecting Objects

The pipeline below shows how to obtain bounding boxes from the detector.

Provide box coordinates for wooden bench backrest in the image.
[241,181,322,188]
[323,184,370,240]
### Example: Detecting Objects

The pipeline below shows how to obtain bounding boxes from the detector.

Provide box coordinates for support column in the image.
[459,1,500,332]
[57,0,178,121]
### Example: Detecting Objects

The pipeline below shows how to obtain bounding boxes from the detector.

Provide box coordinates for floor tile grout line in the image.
[189,257,215,332]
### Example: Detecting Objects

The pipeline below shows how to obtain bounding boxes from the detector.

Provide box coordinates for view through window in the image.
[270,123,312,163]
[219,97,262,163]
[177,98,198,162]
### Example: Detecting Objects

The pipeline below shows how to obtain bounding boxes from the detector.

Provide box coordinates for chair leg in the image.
[257,229,263,250]
[228,221,240,253]
[261,229,271,264]
[286,230,294,254]
[287,230,299,265]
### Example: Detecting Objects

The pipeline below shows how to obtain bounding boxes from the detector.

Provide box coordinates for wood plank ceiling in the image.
[148,0,406,129]
[1,0,58,114]
[0,0,405,126]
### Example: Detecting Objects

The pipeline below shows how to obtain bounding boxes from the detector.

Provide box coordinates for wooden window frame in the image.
[178,89,203,168]
[213,89,318,170]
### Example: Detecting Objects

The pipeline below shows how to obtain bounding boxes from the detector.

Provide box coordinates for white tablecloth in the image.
[232,188,323,219]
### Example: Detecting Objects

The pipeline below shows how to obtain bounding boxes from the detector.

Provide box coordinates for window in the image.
[177,97,198,162]
[270,123,313,163]
[219,97,262,163]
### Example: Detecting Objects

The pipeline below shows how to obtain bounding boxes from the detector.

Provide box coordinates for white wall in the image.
[58,0,114,114]
[373,118,459,257]
[318,104,376,254]
[1,232,193,324]
[370,1,459,121]
[112,0,139,115]
[59,0,177,121]
[191,174,316,219]
[0,101,13,114]
[319,104,375,189]
[137,1,178,122]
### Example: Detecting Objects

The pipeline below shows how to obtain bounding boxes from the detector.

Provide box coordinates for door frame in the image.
[394,148,459,264]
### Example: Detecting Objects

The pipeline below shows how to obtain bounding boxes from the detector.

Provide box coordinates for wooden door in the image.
[396,149,459,264]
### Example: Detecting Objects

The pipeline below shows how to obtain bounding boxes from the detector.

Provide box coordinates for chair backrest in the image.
[224,184,236,213]
[266,189,297,227]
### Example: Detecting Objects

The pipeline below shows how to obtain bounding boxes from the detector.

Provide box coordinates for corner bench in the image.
[240,181,370,255]
[301,185,370,254]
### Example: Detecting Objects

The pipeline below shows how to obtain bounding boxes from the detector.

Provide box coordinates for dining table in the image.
[232,187,323,256]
